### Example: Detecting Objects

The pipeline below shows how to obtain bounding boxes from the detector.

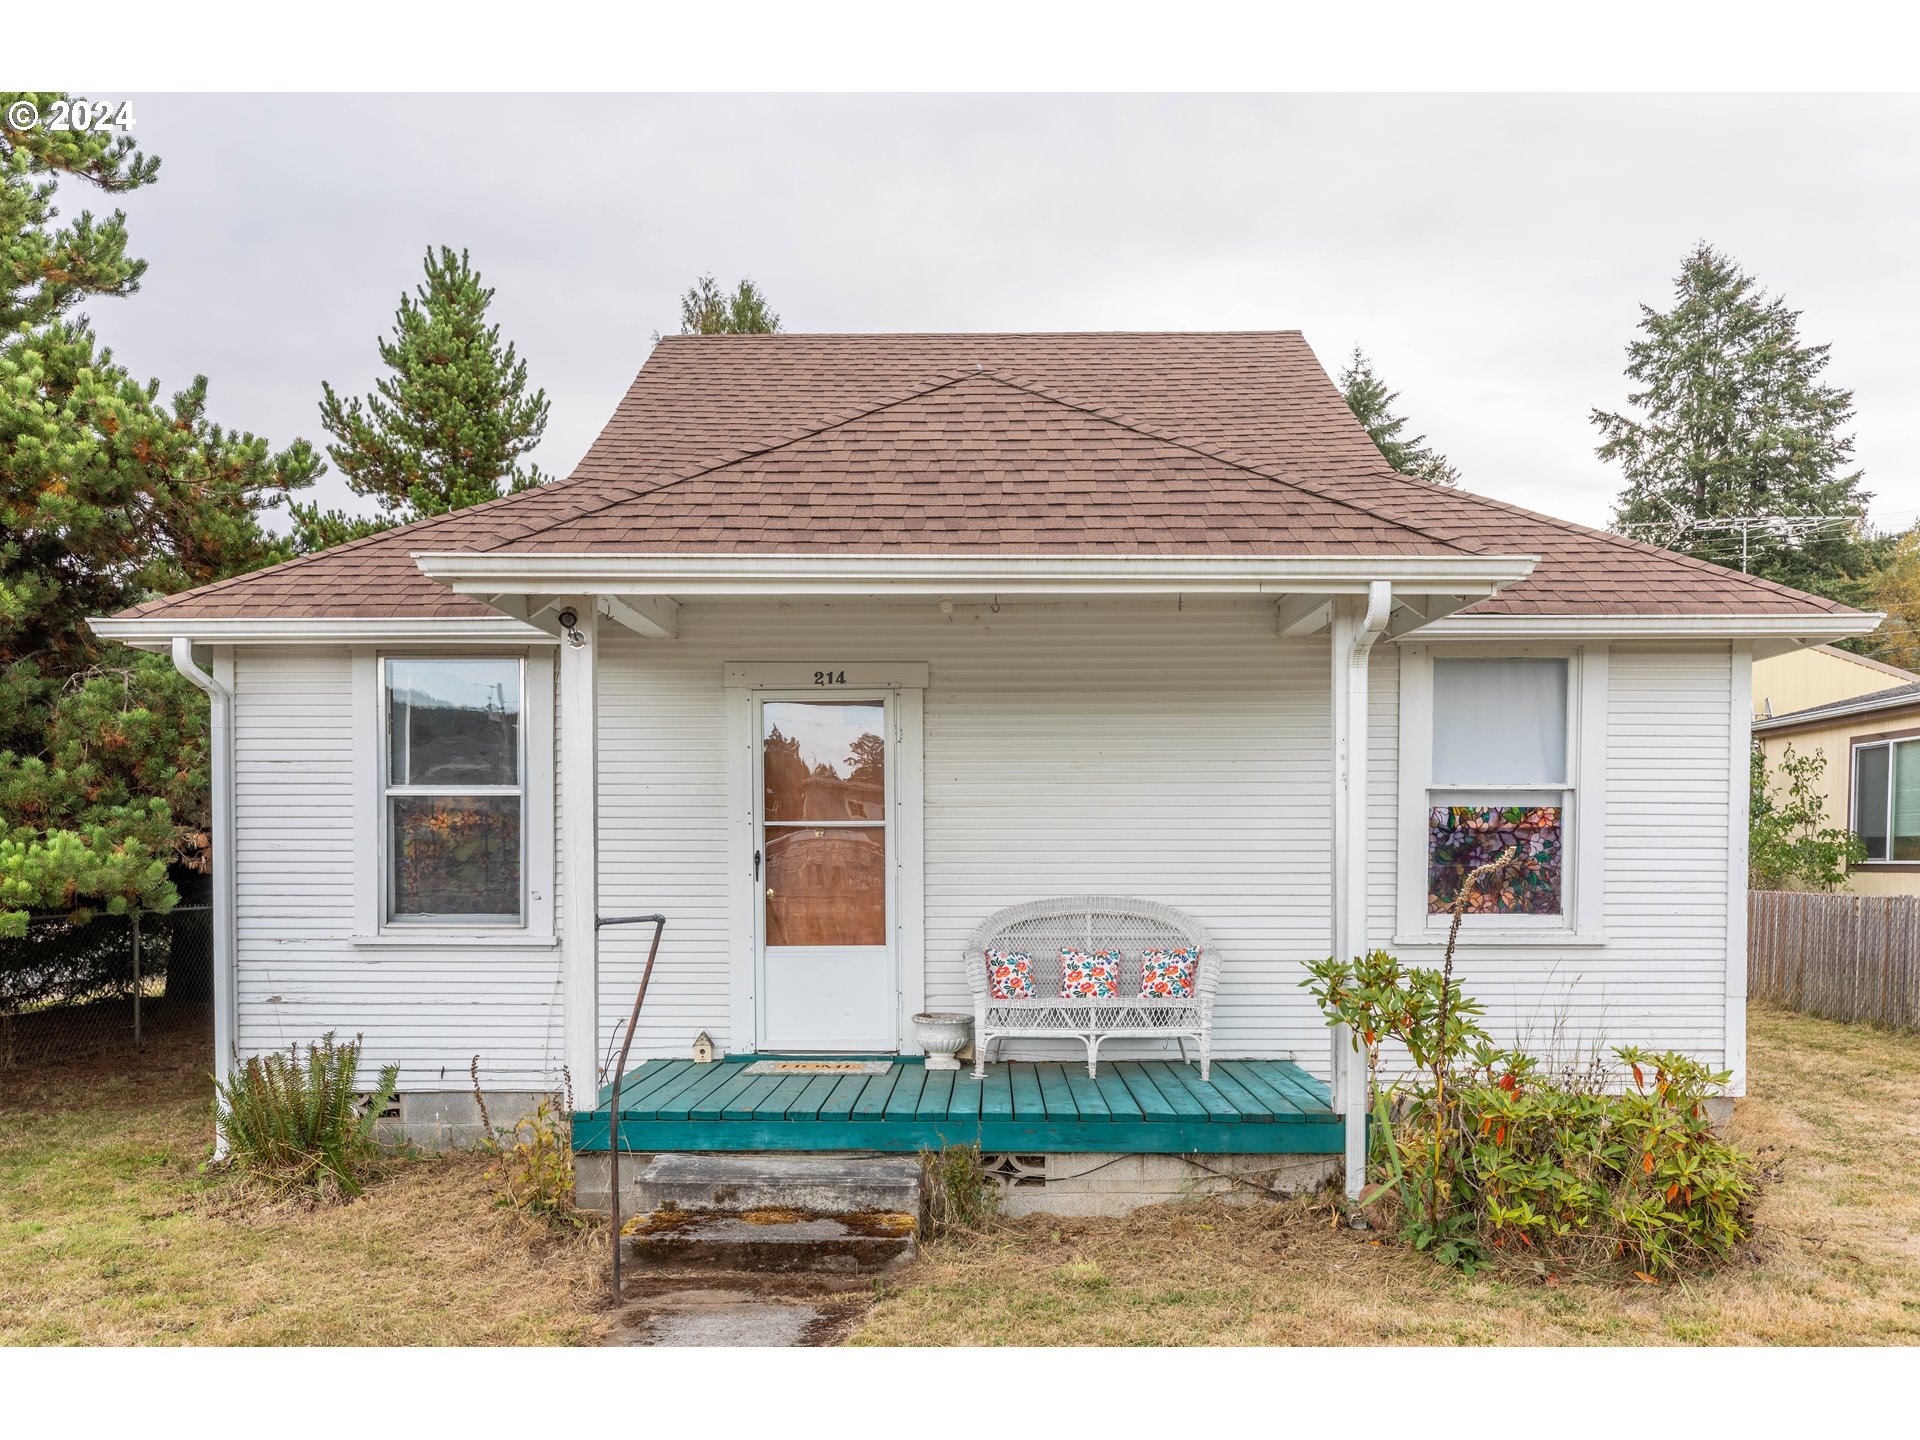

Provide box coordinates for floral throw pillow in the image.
[1059,947,1122,999]
[986,949,1036,999]
[1139,947,1200,999]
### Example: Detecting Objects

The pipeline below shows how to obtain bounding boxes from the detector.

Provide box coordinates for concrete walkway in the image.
[601,1274,875,1347]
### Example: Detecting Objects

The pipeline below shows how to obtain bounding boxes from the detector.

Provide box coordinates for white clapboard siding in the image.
[231,648,568,1091]
[1361,644,1735,1077]
[593,596,1338,1069]
[227,611,1741,1096]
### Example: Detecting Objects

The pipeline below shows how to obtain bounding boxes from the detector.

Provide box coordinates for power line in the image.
[1614,514,1863,571]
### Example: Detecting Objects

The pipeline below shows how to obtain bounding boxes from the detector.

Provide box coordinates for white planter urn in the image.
[913,1011,973,1070]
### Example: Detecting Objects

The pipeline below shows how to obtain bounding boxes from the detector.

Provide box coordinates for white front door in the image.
[754,694,897,1051]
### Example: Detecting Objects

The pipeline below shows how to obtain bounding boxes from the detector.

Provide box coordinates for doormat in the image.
[742,1059,894,1075]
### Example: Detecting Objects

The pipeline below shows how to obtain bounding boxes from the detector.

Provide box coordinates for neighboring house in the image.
[1755,679,1920,896]
[1752,642,1917,721]
[89,332,1878,1200]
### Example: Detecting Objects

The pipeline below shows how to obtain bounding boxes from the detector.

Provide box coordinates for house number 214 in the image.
[813,669,846,686]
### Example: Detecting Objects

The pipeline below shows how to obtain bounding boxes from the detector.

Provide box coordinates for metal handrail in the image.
[596,912,667,1305]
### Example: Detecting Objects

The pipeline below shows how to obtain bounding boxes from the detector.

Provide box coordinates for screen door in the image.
[755,696,896,1050]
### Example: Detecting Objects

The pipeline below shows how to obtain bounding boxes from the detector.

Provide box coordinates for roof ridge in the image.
[477,369,992,552]
[979,371,1482,558]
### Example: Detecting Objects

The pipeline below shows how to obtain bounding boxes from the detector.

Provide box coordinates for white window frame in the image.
[1849,735,1916,865]
[1395,642,1608,946]
[352,647,556,946]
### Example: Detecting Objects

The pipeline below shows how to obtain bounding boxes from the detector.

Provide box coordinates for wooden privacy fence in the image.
[1749,890,1920,1031]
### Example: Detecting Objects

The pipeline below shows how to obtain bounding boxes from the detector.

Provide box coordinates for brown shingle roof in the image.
[115,331,1860,623]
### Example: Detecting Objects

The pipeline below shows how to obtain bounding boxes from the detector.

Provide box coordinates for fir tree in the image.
[1,94,319,931]
[1338,347,1460,486]
[1594,242,1878,597]
[312,246,550,529]
[678,273,781,334]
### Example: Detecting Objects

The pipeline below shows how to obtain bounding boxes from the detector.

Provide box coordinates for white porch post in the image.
[1330,581,1390,1201]
[559,597,601,1091]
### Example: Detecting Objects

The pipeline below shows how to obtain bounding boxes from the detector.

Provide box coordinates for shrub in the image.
[214,1032,398,1197]
[920,1143,998,1237]
[1303,846,1756,1279]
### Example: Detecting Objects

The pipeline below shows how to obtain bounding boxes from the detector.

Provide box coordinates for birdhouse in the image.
[691,1031,715,1065]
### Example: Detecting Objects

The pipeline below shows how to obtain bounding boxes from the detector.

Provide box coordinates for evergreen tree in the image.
[1594,242,1877,597]
[310,247,549,532]
[1,92,158,333]
[1338,347,1460,486]
[679,273,781,335]
[1,93,319,932]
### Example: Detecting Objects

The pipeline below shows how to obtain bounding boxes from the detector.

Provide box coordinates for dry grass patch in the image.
[851,1005,1920,1346]
[0,1027,607,1345]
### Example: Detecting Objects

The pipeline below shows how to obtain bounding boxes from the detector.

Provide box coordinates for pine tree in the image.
[1594,242,1878,597]
[1338,348,1460,486]
[1,94,319,932]
[1,92,159,333]
[679,273,781,335]
[312,247,550,530]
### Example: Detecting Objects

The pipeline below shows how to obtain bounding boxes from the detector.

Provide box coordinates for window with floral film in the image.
[1427,658,1568,915]
[384,657,523,924]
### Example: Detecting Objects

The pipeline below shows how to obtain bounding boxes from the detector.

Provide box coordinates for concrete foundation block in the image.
[986,1151,1337,1217]
[372,1089,551,1149]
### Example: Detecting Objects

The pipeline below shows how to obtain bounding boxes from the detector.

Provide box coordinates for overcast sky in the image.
[83,92,1920,536]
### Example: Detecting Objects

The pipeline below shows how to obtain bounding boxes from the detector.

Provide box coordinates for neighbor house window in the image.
[1427,658,1568,915]
[383,657,524,924]
[1851,738,1920,861]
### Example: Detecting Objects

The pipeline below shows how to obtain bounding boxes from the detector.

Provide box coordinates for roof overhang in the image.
[1410,610,1885,660]
[410,550,1540,599]
[88,614,559,651]
[1753,688,1920,735]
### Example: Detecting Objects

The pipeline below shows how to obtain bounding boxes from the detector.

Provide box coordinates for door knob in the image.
[766,887,776,898]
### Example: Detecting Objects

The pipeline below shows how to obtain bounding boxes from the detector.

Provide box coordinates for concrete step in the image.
[620,1154,925,1275]
[623,1211,916,1274]
[630,1153,924,1218]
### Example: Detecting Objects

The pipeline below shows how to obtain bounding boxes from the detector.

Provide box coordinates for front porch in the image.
[573,1055,1341,1155]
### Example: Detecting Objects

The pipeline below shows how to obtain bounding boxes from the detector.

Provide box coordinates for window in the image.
[1426,658,1569,916]
[1852,738,1920,862]
[383,657,524,924]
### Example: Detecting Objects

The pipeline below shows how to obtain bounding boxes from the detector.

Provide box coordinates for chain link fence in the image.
[0,906,213,1070]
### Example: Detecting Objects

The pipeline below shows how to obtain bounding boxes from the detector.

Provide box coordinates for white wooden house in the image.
[92,332,1877,1201]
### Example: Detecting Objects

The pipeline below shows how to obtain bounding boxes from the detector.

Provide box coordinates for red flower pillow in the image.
[986,949,1035,999]
[1138,947,1200,999]
[1059,947,1122,999]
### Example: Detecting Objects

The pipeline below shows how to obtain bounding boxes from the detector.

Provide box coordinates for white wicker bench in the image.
[964,896,1217,1080]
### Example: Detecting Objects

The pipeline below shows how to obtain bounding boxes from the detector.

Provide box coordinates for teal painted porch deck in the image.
[573,1057,1341,1155]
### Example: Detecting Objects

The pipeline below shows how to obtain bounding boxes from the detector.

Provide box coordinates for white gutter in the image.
[171,638,235,1157]
[412,550,1539,598]
[1412,612,1885,643]
[91,615,556,651]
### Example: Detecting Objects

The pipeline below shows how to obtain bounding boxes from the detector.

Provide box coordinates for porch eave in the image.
[411,549,1539,599]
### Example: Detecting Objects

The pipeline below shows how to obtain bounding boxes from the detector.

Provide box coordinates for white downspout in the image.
[171,637,235,1157]
[1330,581,1391,1203]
